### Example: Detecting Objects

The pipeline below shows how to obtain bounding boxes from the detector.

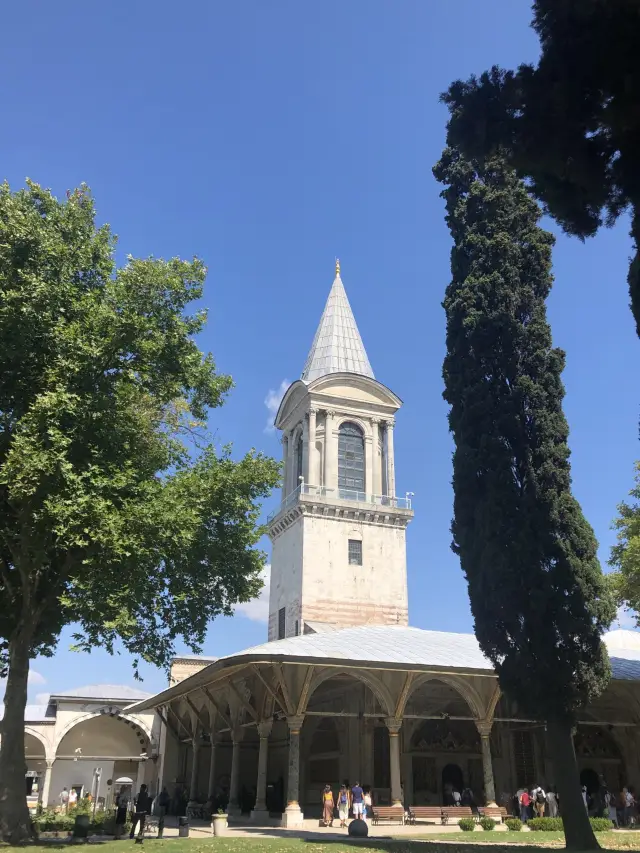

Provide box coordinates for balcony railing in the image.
[267,482,413,522]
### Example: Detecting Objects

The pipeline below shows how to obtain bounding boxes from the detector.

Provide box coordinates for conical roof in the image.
[301,262,374,383]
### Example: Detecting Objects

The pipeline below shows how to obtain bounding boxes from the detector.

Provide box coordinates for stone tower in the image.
[267,262,413,641]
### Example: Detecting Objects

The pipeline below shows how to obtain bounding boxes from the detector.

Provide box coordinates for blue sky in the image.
[1,1,638,702]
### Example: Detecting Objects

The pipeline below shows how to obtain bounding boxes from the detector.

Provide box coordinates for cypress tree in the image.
[434,148,616,851]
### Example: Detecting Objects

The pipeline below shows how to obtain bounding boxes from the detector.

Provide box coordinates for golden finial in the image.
[335,257,341,276]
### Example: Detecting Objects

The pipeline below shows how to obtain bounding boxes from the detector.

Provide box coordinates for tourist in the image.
[130,784,153,840]
[158,787,171,836]
[337,784,350,827]
[68,788,78,809]
[546,787,558,819]
[59,787,69,812]
[582,786,589,811]
[604,787,618,827]
[519,788,531,823]
[351,781,364,819]
[532,784,546,817]
[452,788,461,806]
[363,787,372,822]
[321,785,335,827]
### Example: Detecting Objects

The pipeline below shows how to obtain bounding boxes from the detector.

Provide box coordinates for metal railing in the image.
[267,483,413,522]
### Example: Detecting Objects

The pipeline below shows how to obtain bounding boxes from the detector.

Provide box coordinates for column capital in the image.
[385,717,403,735]
[46,758,55,769]
[308,406,318,415]
[325,409,336,418]
[476,720,493,737]
[384,419,395,430]
[231,726,245,744]
[257,720,273,739]
[370,416,381,425]
[287,715,305,734]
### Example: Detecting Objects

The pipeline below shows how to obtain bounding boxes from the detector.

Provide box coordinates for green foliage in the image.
[33,808,124,836]
[590,817,613,832]
[609,461,640,622]
[441,1,640,336]
[458,818,476,832]
[505,817,522,831]
[528,817,564,832]
[479,817,496,831]
[434,148,615,722]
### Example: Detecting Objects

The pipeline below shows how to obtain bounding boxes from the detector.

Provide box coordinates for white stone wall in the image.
[268,520,303,640]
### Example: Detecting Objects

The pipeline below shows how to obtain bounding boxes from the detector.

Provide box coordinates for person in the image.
[130,784,153,840]
[337,784,350,828]
[546,787,558,819]
[322,785,334,827]
[519,788,531,823]
[461,787,474,809]
[59,787,69,812]
[363,788,372,822]
[68,788,78,809]
[532,784,546,818]
[158,787,171,837]
[604,787,618,827]
[452,788,461,806]
[582,786,589,810]
[351,781,364,819]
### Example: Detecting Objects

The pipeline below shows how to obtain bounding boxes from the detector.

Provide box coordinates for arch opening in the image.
[338,422,365,500]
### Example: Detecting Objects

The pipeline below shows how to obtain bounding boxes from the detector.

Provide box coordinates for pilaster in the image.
[251,720,273,823]
[281,716,305,827]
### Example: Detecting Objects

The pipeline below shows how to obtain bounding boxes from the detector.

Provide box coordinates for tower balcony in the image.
[267,482,414,524]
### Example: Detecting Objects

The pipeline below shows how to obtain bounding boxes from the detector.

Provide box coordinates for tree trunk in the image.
[0,632,33,843]
[546,716,599,851]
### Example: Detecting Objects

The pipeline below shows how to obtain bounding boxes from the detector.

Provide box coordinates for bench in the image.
[372,806,405,826]
[478,807,503,822]
[441,806,473,824]
[407,806,444,825]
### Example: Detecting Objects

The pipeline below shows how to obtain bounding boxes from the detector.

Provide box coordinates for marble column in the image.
[324,411,337,492]
[227,728,244,816]
[207,737,216,801]
[371,418,381,497]
[386,421,396,499]
[251,720,273,822]
[41,758,54,808]
[281,435,288,499]
[301,415,309,489]
[282,716,305,827]
[188,737,200,803]
[476,722,497,806]
[307,408,317,484]
[386,718,403,806]
[286,430,295,495]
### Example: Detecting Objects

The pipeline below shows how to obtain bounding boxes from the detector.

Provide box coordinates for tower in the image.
[267,262,413,641]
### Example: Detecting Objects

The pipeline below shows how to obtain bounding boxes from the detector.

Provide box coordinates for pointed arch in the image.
[397,673,485,720]
[54,709,155,753]
[302,667,394,717]
[25,727,53,761]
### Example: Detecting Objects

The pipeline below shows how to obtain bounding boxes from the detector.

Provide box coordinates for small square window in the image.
[295,620,299,636]
[348,539,362,566]
[278,607,286,639]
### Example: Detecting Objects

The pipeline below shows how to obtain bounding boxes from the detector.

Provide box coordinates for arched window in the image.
[295,434,304,487]
[338,422,365,499]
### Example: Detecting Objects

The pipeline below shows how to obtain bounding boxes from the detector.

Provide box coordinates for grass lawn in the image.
[4,833,640,853]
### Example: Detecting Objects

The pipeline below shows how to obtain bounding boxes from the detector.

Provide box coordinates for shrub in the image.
[527,817,563,832]
[479,816,496,831]
[505,817,522,831]
[459,817,476,832]
[590,817,613,832]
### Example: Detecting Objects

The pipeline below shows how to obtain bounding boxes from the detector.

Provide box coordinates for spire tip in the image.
[335,257,340,277]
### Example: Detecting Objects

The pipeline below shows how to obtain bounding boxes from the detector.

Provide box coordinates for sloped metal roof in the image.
[301,265,374,383]
[52,684,152,701]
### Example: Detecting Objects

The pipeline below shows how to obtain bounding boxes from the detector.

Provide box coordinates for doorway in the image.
[442,764,464,805]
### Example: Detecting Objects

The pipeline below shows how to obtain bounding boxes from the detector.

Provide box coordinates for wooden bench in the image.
[478,807,503,822]
[441,806,473,824]
[372,806,405,826]
[407,806,444,825]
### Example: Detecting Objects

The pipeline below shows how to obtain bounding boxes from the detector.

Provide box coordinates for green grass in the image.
[4,834,640,853]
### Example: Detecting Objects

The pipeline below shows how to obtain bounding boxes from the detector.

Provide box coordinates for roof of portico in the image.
[129,624,640,713]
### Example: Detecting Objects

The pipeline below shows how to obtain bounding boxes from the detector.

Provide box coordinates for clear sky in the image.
[1,1,638,703]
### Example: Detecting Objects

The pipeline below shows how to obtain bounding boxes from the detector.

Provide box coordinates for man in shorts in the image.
[351,781,364,819]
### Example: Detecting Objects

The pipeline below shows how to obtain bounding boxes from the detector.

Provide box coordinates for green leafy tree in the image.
[434,148,615,851]
[442,0,640,336]
[609,462,640,619]
[0,181,280,842]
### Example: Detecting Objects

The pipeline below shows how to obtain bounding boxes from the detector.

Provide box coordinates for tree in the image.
[0,181,280,842]
[609,462,640,618]
[442,0,640,336]
[434,148,616,850]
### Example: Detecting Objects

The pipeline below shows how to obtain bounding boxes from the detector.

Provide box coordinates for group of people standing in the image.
[321,781,372,827]
[515,785,558,821]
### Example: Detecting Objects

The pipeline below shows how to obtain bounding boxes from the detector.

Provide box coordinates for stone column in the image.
[207,737,216,801]
[188,737,200,804]
[307,408,317,484]
[286,430,295,495]
[371,418,381,497]
[386,718,403,806]
[227,727,244,816]
[386,421,396,499]
[324,410,337,492]
[251,720,273,822]
[41,759,54,808]
[281,435,289,499]
[301,415,309,489]
[476,722,497,806]
[282,716,305,827]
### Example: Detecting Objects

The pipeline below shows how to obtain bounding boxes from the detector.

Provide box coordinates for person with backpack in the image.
[532,784,546,818]
[337,784,351,827]
[519,788,531,823]
[130,784,153,840]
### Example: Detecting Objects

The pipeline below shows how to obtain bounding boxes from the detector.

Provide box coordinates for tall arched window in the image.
[338,422,365,499]
[295,434,304,487]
